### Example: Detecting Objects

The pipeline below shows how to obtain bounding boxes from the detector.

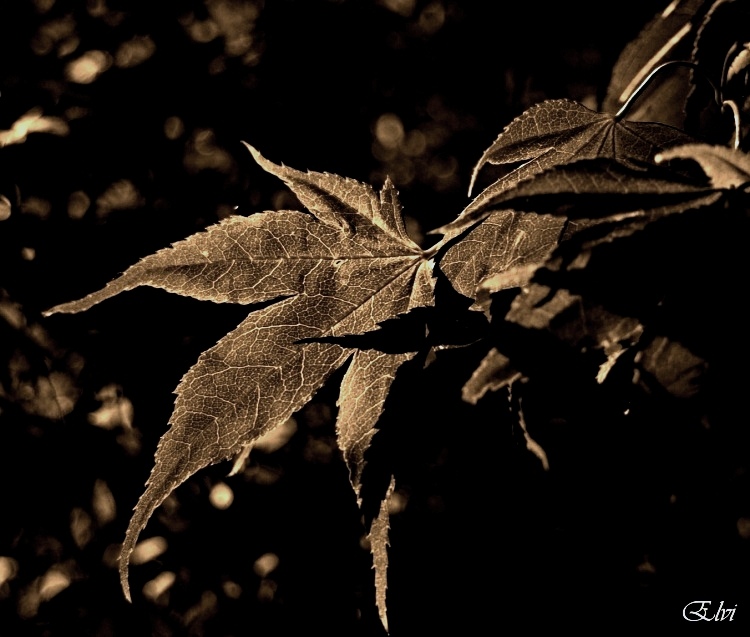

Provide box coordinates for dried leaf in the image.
[368,476,395,633]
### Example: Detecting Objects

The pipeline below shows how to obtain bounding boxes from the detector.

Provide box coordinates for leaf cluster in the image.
[43,1,750,631]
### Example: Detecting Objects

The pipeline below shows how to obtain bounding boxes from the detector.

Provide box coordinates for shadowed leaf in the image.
[656,143,750,187]
[439,210,564,301]
[602,0,706,125]
[467,158,723,219]
[337,350,416,630]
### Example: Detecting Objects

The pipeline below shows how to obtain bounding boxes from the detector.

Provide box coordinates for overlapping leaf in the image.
[438,210,565,303]
[465,157,724,219]
[440,99,692,236]
[336,349,416,630]
[44,146,435,626]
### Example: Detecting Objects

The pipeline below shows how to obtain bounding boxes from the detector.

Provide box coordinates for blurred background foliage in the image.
[4,1,743,635]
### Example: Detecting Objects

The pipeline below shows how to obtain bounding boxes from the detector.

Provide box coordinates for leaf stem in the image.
[614,60,721,121]
[721,99,742,150]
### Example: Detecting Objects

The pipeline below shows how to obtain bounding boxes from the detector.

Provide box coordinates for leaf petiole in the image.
[614,60,721,122]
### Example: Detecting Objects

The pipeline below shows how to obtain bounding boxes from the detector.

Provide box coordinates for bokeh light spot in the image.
[92,479,117,525]
[88,383,134,429]
[96,180,142,216]
[374,113,405,150]
[65,50,111,83]
[222,580,242,599]
[164,116,185,140]
[209,482,234,510]
[142,571,175,602]
[131,536,168,566]
[0,557,19,587]
[67,191,90,219]
[418,2,445,35]
[115,35,156,68]
[379,0,416,17]
[253,417,297,453]
[0,196,11,221]
[253,552,279,578]
[70,507,93,549]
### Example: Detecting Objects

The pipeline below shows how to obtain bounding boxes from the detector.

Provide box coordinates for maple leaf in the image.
[436,153,715,306]
[440,99,692,235]
[655,143,750,187]
[438,209,565,303]
[44,146,435,628]
[467,157,724,219]
[336,349,416,631]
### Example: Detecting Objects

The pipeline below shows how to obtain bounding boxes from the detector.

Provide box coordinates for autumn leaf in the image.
[44,145,435,623]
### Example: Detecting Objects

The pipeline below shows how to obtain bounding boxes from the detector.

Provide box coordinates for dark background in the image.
[3,1,747,635]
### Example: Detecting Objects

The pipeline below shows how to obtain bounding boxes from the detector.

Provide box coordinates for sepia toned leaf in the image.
[466,99,691,197]
[45,147,436,614]
[656,143,750,188]
[336,349,416,630]
[602,0,706,124]
[461,347,520,404]
[466,158,724,219]
[439,210,564,301]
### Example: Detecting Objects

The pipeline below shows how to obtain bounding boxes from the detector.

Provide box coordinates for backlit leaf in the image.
[466,99,691,197]
[336,349,416,630]
[45,147,435,618]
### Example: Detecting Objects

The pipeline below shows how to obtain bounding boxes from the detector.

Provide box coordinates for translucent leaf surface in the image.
[466,99,691,198]
[336,350,416,631]
[45,147,435,617]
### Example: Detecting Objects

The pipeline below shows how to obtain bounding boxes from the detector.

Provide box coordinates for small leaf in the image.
[727,44,750,82]
[637,335,707,398]
[462,347,520,404]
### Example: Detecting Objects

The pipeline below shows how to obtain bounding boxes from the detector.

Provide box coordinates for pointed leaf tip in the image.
[241,140,260,158]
